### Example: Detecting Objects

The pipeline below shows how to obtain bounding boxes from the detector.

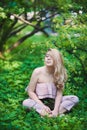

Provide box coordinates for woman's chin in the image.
[46,64,53,67]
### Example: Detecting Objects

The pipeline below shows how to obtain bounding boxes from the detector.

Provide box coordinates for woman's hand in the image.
[49,110,58,117]
[41,105,52,116]
[43,105,52,113]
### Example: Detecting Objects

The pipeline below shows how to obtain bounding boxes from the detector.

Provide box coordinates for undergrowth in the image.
[0,40,87,130]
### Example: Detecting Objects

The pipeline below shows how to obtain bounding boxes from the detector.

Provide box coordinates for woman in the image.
[23,48,79,117]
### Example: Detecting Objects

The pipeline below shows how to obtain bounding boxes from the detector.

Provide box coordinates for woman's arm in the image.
[53,89,63,113]
[28,68,44,106]
[28,68,52,115]
[50,86,64,117]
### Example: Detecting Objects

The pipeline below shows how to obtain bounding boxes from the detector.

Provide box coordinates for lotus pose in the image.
[23,48,79,117]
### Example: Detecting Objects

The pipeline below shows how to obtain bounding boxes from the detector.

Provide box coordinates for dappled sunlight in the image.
[1,60,22,71]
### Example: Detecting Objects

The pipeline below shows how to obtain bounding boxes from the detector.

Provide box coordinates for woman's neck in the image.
[45,66,54,74]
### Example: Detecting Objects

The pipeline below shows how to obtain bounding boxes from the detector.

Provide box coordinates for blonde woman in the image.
[23,48,79,117]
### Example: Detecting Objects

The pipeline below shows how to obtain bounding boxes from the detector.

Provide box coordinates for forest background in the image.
[0,0,87,130]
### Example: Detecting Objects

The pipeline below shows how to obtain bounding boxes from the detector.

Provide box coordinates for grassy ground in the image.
[0,33,87,130]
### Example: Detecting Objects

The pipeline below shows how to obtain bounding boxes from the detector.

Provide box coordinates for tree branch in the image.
[8,24,27,38]
[6,29,38,53]
[12,14,40,30]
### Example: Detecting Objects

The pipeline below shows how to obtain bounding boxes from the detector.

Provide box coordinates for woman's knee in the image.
[22,98,36,108]
[72,95,79,104]
[22,99,28,106]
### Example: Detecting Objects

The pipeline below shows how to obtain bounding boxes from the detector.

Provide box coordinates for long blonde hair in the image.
[47,48,67,89]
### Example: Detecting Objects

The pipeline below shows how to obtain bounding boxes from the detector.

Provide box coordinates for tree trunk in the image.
[6,29,38,53]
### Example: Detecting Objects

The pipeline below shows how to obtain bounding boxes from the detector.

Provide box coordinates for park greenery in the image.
[0,0,87,130]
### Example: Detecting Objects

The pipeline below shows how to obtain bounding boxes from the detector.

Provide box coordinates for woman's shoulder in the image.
[33,66,45,74]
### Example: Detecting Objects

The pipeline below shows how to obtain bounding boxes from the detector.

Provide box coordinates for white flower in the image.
[74,33,80,37]
[10,15,15,20]
[79,10,83,15]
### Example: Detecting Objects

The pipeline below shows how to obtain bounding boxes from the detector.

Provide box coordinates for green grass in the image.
[0,31,87,130]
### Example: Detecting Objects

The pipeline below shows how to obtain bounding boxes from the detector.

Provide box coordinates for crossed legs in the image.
[23,95,79,116]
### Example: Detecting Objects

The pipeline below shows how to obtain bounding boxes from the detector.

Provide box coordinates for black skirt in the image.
[41,98,55,110]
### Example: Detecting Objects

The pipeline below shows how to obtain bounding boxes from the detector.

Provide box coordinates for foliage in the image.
[0,1,87,129]
[0,36,87,129]
[52,12,87,86]
[0,0,87,53]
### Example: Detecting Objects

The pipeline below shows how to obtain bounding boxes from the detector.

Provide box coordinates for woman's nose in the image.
[47,56,51,60]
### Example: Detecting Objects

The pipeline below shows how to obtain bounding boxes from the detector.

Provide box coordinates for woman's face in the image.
[44,51,54,67]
